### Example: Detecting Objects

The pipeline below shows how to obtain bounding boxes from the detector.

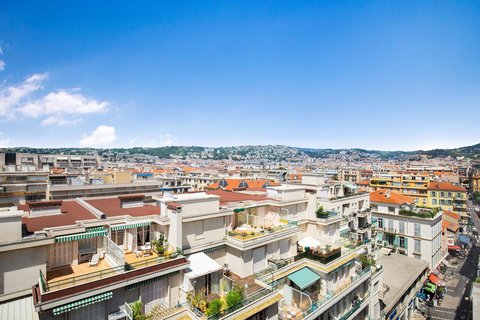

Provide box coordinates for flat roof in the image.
[377,253,428,313]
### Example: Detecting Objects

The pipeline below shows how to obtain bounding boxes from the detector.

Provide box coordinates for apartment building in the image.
[370,172,430,205]
[371,190,443,269]
[0,171,49,207]
[338,168,362,183]
[0,152,101,171]
[0,183,386,320]
[427,181,467,219]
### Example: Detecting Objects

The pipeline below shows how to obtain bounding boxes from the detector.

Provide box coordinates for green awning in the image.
[127,271,178,291]
[344,184,358,190]
[55,227,108,243]
[52,291,113,315]
[287,267,321,290]
[424,283,436,293]
[110,221,150,231]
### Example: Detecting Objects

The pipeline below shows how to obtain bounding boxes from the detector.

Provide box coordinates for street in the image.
[415,199,480,320]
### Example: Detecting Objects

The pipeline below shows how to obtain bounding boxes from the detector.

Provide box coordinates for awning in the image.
[298,237,322,248]
[448,245,461,251]
[344,184,358,190]
[287,267,321,291]
[185,252,223,279]
[0,296,39,320]
[55,227,108,243]
[424,283,436,293]
[378,247,392,256]
[110,221,150,231]
[428,274,445,287]
[458,235,471,245]
[52,292,113,315]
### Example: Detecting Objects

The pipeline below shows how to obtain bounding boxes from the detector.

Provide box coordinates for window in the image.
[414,224,420,237]
[374,281,379,292]
[456,193,462,198]
[414,239,421,253]
[388,206,395,213]
[194,220,205,240]
[399,237,405,248]
[378,218,383,228]
[137,225,150,246]
[432,199,437,205]
[430,191,436,197]
[399,221,405,234]
[388,219,393,230]
[111,230,124,247]
[440,192,445,198]
[447,192,452,198]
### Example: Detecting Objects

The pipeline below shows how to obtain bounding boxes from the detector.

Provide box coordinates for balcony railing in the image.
[302,267,372,319]
[40,248,183,293]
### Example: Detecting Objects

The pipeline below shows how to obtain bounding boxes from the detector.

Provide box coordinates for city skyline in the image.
[1,1,480,150]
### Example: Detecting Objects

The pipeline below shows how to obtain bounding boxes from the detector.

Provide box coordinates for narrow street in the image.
[416,200,480,320]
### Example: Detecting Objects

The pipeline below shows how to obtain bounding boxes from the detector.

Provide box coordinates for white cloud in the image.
[0,132,10,147]
[0,73,47,118]
[20,89,108,120]
[79,125,117,147]
[41,116,78,126]
[0,60,5,71]
[163,133,174,146]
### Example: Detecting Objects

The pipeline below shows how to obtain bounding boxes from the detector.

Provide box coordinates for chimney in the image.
[118,195,145,208]
[28,200,63,217]
[385,191,391,199]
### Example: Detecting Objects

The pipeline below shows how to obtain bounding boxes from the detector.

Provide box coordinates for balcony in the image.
[226,220,300,250]
[35,249,187,311]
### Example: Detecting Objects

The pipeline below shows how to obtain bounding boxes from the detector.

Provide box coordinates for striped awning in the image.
[52,291,113,315]
[110,221,150,231]
[55,227,108,243]
[127,271,178,291]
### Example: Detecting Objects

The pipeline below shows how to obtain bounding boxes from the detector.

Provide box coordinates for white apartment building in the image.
[371,190,443,269]
[0,183,385,320]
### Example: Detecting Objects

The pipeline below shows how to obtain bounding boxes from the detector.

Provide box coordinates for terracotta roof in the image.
[20,201,98,233]
[370,190,415,205]
[427,182,466,192]
[442,220,459,233]
[206,179,280,191]
[205,190,271,204]
[86,198,160,217]
[443,210,460,220]
[356,180,370,186]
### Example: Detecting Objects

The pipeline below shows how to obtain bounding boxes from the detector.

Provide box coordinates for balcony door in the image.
[48,242,72,269]
[280,239,290,259]
[70,301,105,320]
[253,246,266,273]
[141,278,168,314]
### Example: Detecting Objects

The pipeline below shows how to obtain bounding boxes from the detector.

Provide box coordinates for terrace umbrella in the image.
[298,237,322,248]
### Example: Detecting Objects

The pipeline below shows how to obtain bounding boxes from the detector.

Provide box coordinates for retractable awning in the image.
[110,221,150,231]
[344,184,358,190]
[424,283,436,293]
[52,292,113,315]
[428,274,445,287]
[185,252,223,279]
[458,235,471,245]
[55,227,108,243]
[287,267,321,291]
[448,245,461,251]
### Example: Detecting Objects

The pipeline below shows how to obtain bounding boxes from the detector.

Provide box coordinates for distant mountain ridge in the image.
[2,142,479,160]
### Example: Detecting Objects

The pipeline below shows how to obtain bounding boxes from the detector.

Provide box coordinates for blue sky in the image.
[1,1,479,150]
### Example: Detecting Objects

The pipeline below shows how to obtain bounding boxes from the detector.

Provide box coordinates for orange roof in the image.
[427,182,466,192]
[356,180,370,186]
[443,210,460,220]
[206,179,280,191]
[442,220,459,233]
[370,190,415,205]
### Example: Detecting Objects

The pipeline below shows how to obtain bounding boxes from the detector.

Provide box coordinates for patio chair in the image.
[89,253,100,267]
[134,250,143,258]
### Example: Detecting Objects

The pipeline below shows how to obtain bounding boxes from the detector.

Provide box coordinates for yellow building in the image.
[427,181,467,218]
[370,172,429,205]
[472,175,480,194]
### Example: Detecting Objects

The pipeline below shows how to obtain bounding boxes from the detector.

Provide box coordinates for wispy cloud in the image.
[0,71,109,125]
[79,125,117,147]
[0,60,5,71]
[0,73,48,118]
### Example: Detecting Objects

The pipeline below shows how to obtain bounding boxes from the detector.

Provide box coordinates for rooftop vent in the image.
[118,194,145,208]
